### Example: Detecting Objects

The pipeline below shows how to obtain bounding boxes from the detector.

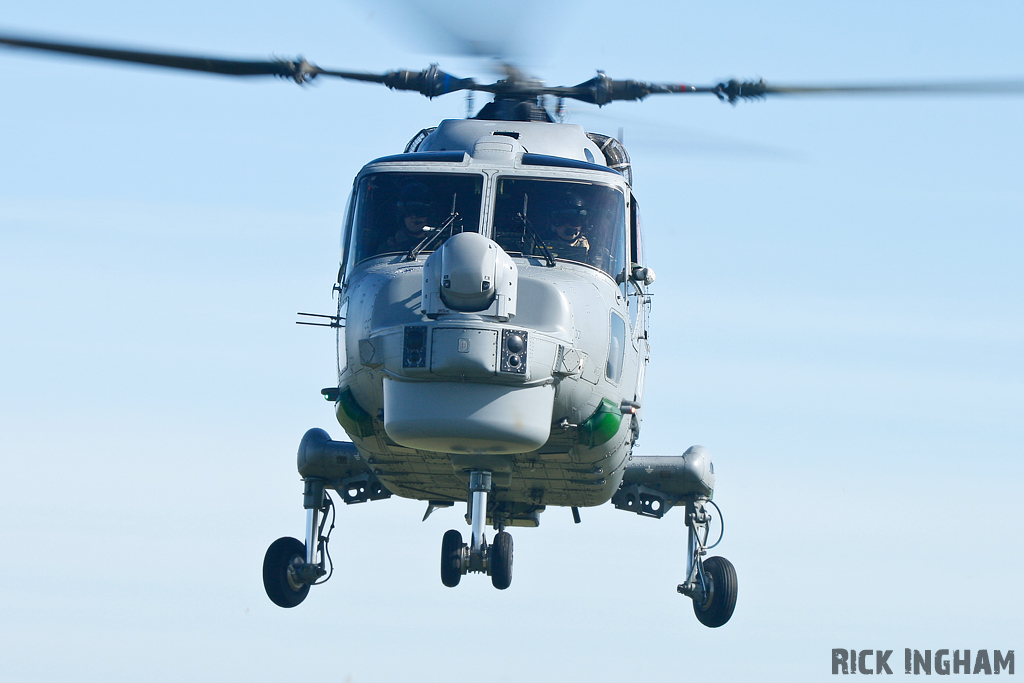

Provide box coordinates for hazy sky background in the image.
[1,2,1022,681]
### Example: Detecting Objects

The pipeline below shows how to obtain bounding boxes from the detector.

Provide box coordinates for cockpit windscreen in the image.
[492,178,627,279]
[350,173,483,263]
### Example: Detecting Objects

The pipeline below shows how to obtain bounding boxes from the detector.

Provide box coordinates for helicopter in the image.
[3,28,1022,631]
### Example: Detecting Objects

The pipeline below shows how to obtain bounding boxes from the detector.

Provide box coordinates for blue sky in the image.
[1,2,1022,681]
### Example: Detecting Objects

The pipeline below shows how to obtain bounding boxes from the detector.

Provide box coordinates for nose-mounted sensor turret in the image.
[422,232,518,319]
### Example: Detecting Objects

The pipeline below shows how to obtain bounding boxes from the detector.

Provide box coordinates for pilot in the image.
[382,182,435,252]
[583,205,617,274]
[546,193,590,261]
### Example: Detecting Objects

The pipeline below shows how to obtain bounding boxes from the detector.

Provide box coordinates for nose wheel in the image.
[440,529,464,587]
[439,470,514,590]
[489,530,513,590]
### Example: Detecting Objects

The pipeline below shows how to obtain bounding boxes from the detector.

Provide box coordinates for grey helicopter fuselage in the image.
[331,118,651,525]
[22,19,990,623]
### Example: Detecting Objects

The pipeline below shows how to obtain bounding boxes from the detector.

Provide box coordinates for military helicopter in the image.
[3,30,1022,630]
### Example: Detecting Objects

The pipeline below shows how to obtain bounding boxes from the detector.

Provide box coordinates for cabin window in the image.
[350,172,483,263]
[607,312,626,383]
[336,298,349,377]
[492,177,627,280]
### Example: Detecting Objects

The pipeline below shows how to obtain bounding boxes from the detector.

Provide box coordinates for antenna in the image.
[296,312,344,328]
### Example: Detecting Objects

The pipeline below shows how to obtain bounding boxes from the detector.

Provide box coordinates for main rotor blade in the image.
[9,31,1020,107]
[551,72,1024,105]
[666,78,1024,104]
[0,32,323,82]
[0,32,481,95]
[550,74,709,105]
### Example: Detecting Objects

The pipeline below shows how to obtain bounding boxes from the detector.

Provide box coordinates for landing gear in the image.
[439,469,514,590]
[263,537,311,608]
[677,497,737,627]
[489,531,513,590]
[263,478,333,608]
[440,529,464,587]
[692,555,737,628]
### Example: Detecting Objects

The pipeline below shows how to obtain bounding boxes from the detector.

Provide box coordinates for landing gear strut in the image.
[440,470,514,590]
[677,497,737,627]
[263,478,333,608]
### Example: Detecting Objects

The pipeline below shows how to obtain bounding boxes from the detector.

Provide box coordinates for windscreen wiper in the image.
[406,194,461,261]
[517,193,555,267]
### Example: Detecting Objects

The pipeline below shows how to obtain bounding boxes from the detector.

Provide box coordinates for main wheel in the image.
[440,529,464,588]
[489,531,513,590]
[263,537,310,608]
[692,555,737,627]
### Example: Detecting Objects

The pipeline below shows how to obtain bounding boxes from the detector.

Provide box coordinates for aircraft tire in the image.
[692,556,737,628]
[490,531,513,590]
[441,529,464,587]
[263,537,310,608]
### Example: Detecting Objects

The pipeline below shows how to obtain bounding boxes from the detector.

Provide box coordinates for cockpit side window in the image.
[626,194,647,334]
[630,194,645,267]
[350,172,483,264]
[492,177,627,280]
